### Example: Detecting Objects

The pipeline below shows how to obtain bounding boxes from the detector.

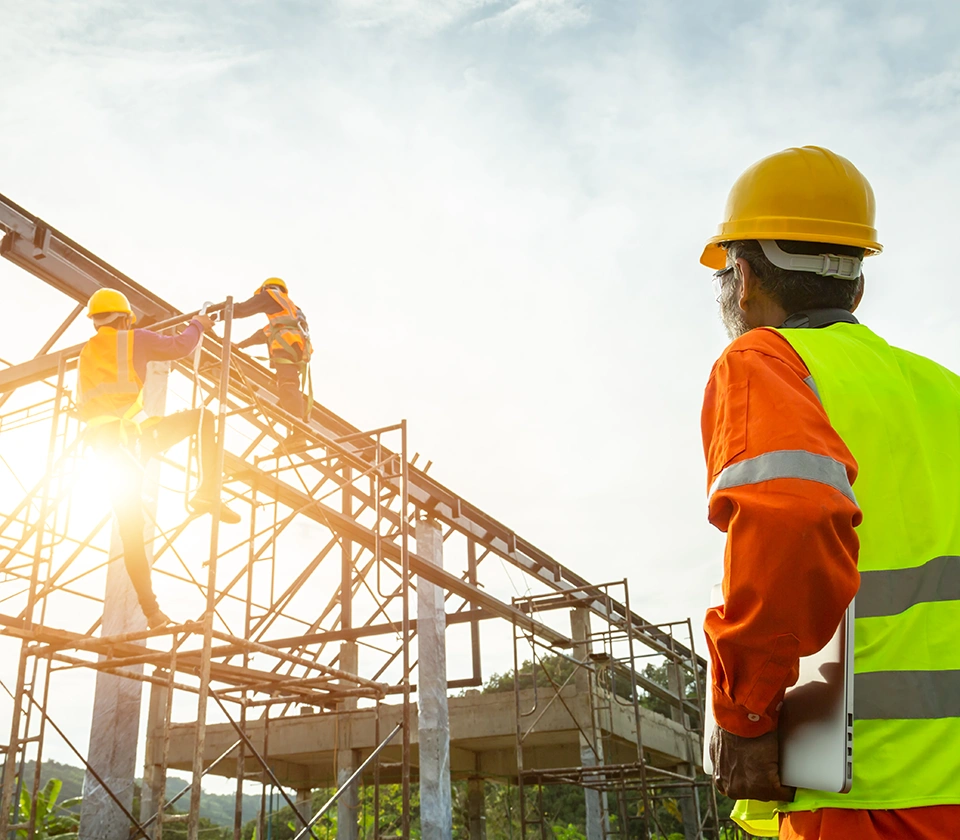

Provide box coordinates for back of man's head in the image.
[92,312,129,330]
[726,239,865,315]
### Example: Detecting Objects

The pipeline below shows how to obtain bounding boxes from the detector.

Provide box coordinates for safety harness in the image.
[262,287,314,418]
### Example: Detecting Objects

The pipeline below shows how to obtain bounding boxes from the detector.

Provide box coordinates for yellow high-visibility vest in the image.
[77,327,145,438]
[732,321,960,835]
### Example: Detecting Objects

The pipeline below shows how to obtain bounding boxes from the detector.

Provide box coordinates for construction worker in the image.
[700,146,960,838]
[79,289,241,630]
[233,277,312,450]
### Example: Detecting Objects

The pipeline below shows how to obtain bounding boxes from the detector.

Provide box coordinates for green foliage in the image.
[552,824,587,840]
[15,763,84,810]
[636,661,703,722]
[154,813,232,840]
[239,784,420,840]
[9,778,80,840]
[162,775,260,827]
[14,762,259,829]
[483,654,708,732]
[482,653,578,695]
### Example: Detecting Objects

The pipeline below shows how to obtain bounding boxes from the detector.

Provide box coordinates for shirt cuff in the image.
[713,686,785,738]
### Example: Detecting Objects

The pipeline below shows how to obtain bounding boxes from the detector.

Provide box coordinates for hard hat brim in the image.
[700,226,883,270]
[88,311,137,325]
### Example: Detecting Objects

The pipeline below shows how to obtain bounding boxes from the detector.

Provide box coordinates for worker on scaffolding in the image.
[78,289,241,630]
[232,277,312,452]
[701,146,960,838]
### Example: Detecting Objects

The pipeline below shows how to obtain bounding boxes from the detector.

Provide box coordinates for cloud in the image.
[476,0,590,33]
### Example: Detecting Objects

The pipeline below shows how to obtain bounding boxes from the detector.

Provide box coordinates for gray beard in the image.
[719,278,750,340]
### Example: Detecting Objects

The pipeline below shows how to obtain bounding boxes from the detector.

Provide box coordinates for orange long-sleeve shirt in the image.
[702,327,861,738]
[701,327,960,838]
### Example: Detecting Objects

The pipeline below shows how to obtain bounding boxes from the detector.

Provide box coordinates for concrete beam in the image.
[160,689,700,789]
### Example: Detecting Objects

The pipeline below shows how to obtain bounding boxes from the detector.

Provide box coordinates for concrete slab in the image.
[157,687,700,787]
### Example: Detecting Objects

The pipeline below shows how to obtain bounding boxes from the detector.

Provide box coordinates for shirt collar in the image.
[780,309,860,330]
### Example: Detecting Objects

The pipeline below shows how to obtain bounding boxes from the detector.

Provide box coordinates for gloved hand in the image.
[710,726,796,802]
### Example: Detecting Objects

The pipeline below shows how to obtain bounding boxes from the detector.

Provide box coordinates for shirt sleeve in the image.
[237,329,268,350]
[134,321,203,364]
[233,291,277,319]
[701,328,861,738]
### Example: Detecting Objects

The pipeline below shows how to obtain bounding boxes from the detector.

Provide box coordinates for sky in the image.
[3,0,960,786]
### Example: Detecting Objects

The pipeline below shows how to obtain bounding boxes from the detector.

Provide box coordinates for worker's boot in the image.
[189,491,242,525]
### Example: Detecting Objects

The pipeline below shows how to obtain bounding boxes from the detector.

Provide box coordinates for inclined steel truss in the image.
[0,192,710,840]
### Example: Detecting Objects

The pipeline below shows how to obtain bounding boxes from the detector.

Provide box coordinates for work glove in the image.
[710,726,796,802]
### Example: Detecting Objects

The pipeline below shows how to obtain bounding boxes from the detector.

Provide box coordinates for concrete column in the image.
[337,641,360,840]
[416,517,452,840]
[668,662,701,840]
[140,677,170,836]
[80,362,168,840]
[571,608,608,840]
[467,777,486,840]
[295,788,312,814]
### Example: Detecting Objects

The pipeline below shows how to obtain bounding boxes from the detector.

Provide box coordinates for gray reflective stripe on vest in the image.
[857,555,960,618]
[116,330,129,385]
[803,375,821,401]
[78,330,141,407]
[710,449,856,504]
[855,670,960,720]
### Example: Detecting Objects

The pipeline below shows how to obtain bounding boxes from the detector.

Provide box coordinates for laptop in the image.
[701,583,854,794]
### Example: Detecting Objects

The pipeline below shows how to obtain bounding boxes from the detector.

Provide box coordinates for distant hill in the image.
[7,760,261,827]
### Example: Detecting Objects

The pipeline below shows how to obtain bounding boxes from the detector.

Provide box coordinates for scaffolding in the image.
[512,583,721,839]
[0,192,716,840]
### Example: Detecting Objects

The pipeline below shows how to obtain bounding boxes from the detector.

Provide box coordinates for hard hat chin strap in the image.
[758,239,862,280]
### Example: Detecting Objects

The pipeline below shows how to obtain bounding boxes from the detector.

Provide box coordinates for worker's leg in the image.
[105,451,161,618]
[141,410,239,522]
[141,408,217,496]
[275,364,304,422]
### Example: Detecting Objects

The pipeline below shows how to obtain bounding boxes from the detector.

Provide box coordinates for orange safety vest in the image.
[77,327,145,435]
[261,288,312,364]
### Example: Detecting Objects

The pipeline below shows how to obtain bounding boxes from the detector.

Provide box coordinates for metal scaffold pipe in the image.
[187,296,233,840]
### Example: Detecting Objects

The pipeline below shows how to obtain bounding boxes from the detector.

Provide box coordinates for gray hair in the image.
[725,240,865,315]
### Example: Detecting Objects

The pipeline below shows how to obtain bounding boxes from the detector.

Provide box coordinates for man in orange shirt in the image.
[701,147,960,838]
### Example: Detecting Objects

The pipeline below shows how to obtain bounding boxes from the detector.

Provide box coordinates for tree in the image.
[482,653,578,696]
[9,779,80,840]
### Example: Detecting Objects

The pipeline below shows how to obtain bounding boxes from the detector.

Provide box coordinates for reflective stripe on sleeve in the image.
[803,375,821,401]
[710,449,856,504]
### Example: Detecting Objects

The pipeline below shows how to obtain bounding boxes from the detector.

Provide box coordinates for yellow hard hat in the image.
[701,146,882,270]
[87,288,136,322]
[258,277,287,294]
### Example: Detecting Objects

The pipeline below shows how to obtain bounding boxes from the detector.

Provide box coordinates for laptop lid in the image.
[702,583,854,794]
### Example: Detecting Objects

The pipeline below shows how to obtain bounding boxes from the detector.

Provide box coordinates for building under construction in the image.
[0,194,723,839]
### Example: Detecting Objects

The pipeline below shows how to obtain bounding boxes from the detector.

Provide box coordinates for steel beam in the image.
[0,192,700,667]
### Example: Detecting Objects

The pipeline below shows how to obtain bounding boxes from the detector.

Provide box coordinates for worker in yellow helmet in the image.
[233,278,313,452]
[700,146,960,838]
[79,288,241,629]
